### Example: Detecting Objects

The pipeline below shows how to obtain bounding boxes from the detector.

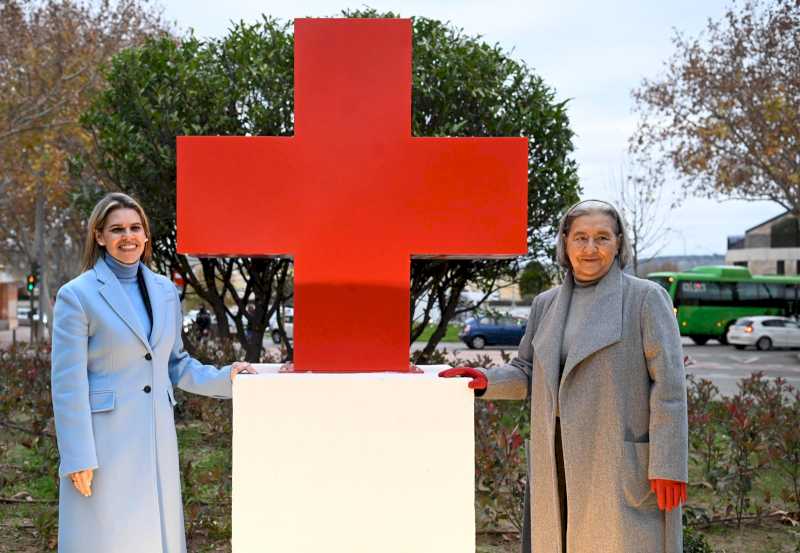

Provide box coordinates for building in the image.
[0,267,18,331]
[726,211,800,275]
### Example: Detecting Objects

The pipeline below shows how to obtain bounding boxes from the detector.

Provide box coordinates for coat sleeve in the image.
[479,297,538,401]
[168,287,233,399]
[642,285,689,483]
[51,285,98,478]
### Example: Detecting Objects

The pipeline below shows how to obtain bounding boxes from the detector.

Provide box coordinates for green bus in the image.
[646,266,800,345]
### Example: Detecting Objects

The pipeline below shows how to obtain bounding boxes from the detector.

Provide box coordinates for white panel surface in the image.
[232,365,475,553]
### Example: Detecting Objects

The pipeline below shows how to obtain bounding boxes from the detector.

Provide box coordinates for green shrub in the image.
[0,343,54,434]
[465,353,530,532]
[475,398,529,532]
[686,375,725,489]
[683,526,714,553]
[741,375,800,517]
[3,342,797,547]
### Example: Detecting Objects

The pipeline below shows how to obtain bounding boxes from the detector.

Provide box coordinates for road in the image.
[681,340,800,396]
[413,338,800,397]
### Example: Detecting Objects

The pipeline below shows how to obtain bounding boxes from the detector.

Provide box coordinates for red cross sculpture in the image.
[177,18,528,372]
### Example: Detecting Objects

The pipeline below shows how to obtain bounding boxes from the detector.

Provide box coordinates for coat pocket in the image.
[621,440,656,510]
[89,390,115,413]
[166,387,178,407]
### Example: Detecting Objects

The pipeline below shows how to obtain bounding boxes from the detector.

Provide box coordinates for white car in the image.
[269,307,294,344]
[182,308,237,334]
[16,305,47,326]
[182,309,200,332]
[726,316,800,351]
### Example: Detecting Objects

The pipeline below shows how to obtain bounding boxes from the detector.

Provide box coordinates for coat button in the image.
[143,385,151,393]
[145,353,152,360]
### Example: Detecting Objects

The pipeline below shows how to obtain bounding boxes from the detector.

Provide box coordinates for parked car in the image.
[182,309,200,332]
[726,316,800,351]
[459,315,526,349]
[182,309,237,335]
[269,307,294,344]
[16,305,47,326]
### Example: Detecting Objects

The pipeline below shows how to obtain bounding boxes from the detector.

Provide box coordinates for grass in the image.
[416,323,462,343]
[477,535,520,552]
[702,521,800,553]
[683,442,800,552]
[3,442,59,501]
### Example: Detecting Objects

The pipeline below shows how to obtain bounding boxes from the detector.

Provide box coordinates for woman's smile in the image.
[565,212,620,282]
[95,208,148,264]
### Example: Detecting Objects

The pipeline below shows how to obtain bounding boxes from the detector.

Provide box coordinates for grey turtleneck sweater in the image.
[105,254,152,340]
[559,278,599,376]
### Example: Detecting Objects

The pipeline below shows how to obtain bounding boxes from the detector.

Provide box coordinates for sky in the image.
[158,0,785,257]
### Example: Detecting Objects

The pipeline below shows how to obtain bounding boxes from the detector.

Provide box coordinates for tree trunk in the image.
[244,335,261,362]
[34,180,54,341]
[197,259,231,340]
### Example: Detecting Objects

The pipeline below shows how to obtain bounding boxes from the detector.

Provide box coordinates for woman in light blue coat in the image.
[51,192,253,553]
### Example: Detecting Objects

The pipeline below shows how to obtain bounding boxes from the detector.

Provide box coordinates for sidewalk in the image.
[0,325,35,347]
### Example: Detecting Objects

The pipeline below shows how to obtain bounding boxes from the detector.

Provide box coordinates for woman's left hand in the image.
[231,362,256,381]
[650,479,687,511]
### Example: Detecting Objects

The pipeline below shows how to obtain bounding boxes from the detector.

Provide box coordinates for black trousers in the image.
[521,418,567,553]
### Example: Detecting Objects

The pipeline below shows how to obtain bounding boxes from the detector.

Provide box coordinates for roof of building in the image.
[746,210,793,234]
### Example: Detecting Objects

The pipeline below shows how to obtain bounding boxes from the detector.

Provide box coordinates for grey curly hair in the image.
[555,199,633,271]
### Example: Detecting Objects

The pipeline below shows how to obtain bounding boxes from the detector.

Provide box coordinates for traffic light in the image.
[26,273,36,293]
[26,265,38,293]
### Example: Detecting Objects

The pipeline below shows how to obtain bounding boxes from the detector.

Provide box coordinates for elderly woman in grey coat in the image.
[442,200,688,553]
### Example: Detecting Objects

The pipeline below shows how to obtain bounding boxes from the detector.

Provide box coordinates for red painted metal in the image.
[177,18,528,372]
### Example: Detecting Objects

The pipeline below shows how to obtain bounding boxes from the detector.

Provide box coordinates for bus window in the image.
[764,283,786,299]
[737,282,769,301]
[719,282,735,301]
[784,284,800,317]
[737,282,754,300]
[677,281,733,304]
[679,281,708,300]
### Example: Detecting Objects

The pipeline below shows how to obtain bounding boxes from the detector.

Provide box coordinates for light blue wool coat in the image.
[51,257,233,553]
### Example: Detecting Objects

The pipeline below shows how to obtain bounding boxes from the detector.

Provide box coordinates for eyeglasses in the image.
[568,234,618,249]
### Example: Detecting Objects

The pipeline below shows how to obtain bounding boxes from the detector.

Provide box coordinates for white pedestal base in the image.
[232,365,475,553]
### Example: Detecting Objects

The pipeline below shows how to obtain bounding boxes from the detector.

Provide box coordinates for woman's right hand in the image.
[70,469,93,497]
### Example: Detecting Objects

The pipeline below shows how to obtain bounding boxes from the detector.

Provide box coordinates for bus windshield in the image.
[648,276,671,292]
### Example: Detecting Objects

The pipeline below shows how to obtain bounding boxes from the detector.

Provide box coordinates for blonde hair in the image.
[555,199,632,271]
[80,192,153,273]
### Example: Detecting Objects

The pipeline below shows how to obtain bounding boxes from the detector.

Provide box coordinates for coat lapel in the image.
[561,261,623,385]
[532,279,572,399]
[140,265,167,347]
[94,257,152,352]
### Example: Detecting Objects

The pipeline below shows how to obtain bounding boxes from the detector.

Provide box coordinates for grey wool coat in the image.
[51,257,234,553]
[482,261,688,553]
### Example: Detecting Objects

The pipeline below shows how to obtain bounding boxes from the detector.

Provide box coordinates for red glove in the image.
[438,367,487,393]
[650,479,687,511]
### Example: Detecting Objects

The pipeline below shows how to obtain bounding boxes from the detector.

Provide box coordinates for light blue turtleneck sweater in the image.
[105,254,152,340]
